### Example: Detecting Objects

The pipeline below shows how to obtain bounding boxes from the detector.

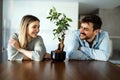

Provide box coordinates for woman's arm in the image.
[30,36,47,61]
[8,38,32,60]
[7,34,24,61]
[8,34,49,61]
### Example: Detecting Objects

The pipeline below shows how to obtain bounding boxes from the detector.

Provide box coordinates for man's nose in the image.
[80,28,84,33]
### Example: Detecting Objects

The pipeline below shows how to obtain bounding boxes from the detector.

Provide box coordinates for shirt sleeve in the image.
[31,36,46,61]
[80,32,111,61]
[66,30,80,58]
[7,33,24,61]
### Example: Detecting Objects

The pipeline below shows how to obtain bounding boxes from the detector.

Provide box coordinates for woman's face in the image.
[27,21,40,38]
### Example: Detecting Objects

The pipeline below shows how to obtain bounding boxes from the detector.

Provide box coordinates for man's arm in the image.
[80,32,111,61]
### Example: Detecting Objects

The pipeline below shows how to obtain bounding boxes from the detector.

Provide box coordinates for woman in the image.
[7,15,50,61]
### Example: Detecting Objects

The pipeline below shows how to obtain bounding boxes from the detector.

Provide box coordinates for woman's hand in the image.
[8,38,20,50]
[23,56,32,61]
[44,53,51,59]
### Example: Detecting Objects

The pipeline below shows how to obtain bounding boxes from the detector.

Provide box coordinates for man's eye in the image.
[80,27,89,31]
[84,28,89,31]
[80,27,83,29]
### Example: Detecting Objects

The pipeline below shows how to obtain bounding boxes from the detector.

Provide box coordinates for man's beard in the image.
[80,33,86,40]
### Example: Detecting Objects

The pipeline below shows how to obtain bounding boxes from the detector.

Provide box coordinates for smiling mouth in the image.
[80,33,86,36]
[32,33,38,37]
[34,33,38,36]
[33,32,38,35]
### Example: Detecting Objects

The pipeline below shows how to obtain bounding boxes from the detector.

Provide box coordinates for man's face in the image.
[80,22,99,42]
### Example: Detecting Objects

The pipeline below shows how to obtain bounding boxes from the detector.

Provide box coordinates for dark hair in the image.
[81,15,102,30]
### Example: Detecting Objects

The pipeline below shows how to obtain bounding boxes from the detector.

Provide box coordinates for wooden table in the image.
[0,59,120,80]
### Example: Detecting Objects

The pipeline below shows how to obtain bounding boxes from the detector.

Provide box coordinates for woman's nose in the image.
[36,28,39,32]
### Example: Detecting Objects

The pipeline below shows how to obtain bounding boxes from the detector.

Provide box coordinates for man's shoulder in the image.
[73,29,80,34]
[100,30,108,35]
[99,30,109,38]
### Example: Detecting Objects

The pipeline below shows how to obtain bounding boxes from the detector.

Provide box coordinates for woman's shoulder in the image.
[35,35,43,41]
[10,33,18,40]
[32,35,44,44]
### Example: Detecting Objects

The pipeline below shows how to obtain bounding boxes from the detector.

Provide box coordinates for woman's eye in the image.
[32,25,37,28]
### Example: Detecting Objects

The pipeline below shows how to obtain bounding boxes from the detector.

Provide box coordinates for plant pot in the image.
[51,51,66,61]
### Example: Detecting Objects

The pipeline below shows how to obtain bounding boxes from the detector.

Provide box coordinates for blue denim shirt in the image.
[66,29,111,61]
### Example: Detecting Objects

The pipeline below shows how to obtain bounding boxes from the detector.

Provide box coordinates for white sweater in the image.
[7,33,46,61]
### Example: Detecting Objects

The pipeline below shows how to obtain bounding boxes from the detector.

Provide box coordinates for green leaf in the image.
[53,29,56,31]
[46,7,72,41]
[46,16,51,19]
[58,37,61,42]
[67,18,72,22]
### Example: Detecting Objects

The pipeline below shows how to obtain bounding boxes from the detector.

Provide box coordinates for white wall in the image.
[99,7,120,55]
[0,0,2,63]
[3,0,79,53]
[99,7,120,36]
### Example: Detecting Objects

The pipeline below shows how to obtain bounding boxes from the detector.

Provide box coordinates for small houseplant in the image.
[47,7,72,61]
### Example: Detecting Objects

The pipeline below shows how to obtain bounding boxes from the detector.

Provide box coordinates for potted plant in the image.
[46,7,72,61]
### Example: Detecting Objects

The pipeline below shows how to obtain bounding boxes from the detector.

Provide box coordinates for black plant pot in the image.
[51,51,66,61]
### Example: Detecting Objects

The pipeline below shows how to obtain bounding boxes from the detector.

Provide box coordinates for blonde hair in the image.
[18,15,40,48]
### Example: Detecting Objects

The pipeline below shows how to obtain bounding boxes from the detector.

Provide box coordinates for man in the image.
[66,15,111,61]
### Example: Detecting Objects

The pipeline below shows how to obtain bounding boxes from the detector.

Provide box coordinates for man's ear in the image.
[94,29,100,35]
